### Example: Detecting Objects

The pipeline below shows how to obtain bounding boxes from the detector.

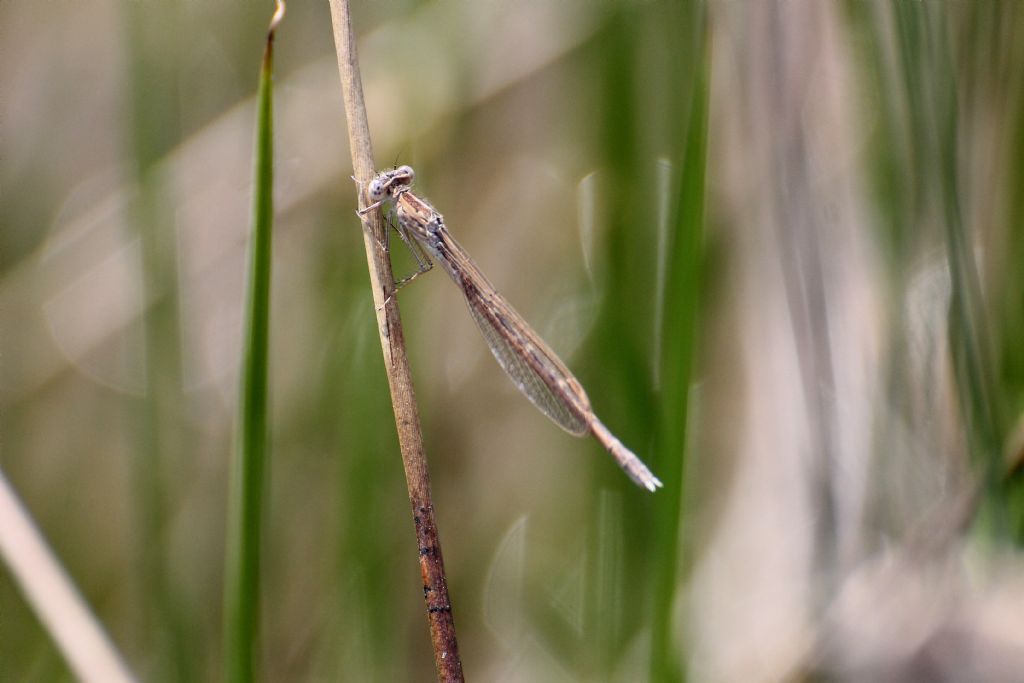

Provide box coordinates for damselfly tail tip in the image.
[630,464,663,493]
[589,419,663,493]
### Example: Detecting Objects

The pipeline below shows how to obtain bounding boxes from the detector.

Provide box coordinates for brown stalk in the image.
[326,1,464,681]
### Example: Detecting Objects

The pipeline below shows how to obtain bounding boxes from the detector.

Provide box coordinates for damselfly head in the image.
[368,165,416,203]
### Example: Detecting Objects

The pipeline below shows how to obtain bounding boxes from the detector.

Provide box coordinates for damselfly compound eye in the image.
[368,176,388,202]
[396,165,415,182]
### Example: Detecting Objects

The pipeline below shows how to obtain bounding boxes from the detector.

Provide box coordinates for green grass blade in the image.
[648,6,708,681]
[224,12,279,682]
[998,8,1024,540]
[121,0,192,677]
[888,2,1007,532]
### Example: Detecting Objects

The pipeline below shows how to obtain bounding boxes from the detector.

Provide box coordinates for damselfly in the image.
[360,166,662,492]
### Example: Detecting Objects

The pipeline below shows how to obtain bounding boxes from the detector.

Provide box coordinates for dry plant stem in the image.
[326,1,464,681]
[0,470,136,683]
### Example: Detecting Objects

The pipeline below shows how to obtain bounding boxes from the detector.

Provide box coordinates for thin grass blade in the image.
[224,6,282,682]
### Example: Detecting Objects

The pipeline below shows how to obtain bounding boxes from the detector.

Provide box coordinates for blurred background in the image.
[3,0,1024,681]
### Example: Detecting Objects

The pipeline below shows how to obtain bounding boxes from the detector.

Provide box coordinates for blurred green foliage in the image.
[4,0,1024,681]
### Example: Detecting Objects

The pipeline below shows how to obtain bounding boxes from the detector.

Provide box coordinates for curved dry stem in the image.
[268,0,285,34]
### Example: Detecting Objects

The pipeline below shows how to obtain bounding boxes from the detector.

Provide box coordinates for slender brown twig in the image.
[326,1,464,680]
